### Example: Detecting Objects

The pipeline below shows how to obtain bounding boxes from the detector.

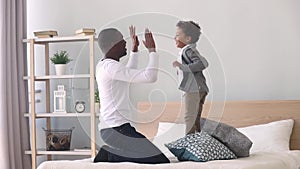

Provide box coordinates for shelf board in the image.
[22,36,98,43]
[25,150,92,156]
[24,113,99,118]
[23,74,91,80]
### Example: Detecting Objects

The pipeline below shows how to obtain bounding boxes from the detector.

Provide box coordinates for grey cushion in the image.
[165,131,237,162]
[200,118,252,157]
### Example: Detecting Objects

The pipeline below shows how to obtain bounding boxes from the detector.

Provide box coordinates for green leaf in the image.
[50,50,72,64]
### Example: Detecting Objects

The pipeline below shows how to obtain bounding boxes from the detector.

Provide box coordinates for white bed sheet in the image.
[37,151,300,169]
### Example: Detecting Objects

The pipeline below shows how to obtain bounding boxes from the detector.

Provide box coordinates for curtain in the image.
[0,0,31,168]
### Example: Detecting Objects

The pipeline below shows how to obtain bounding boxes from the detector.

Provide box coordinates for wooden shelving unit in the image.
[23,36,97,169]
[25,150,92,156]
[23,74,91,80]
[24,113,100,118]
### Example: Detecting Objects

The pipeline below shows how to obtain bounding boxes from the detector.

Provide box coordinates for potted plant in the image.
[95,90,100,113]
[50,50,72,75]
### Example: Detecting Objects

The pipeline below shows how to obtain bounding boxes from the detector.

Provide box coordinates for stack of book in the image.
[33,30,58,38]
[75,28,96,36]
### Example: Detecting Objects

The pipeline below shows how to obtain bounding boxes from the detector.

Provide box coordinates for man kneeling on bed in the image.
[94,25,170,164]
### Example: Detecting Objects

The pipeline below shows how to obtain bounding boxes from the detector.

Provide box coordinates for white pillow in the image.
[152,122,185,158]
[237,119,294,154]
[155,122,185,137]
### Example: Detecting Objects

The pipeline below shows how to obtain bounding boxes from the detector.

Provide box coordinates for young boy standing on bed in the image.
[172,21,209,135]
[94,26,169,164]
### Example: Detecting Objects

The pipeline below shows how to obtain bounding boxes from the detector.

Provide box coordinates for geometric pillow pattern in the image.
[200,118,252,157]
[165,131,237,162]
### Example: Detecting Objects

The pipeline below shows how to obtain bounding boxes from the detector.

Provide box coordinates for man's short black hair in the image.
[176,21,201,43]
[98,28,121,54]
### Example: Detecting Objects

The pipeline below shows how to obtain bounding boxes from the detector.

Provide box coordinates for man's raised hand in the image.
[142,28,156,53]
[129,25,139,52]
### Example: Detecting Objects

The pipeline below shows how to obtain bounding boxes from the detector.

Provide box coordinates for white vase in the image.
[55,64,66,75]
[95,102,100,113]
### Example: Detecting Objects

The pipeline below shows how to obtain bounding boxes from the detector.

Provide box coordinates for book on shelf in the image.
[75,32,95,36]
[35,34,54,38]
[75,28,96,34]
[33,30,58,38]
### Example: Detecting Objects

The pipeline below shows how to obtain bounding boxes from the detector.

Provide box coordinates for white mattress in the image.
[37,151,300,169]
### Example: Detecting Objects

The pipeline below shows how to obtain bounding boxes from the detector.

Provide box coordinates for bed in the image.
[37,100,300,169]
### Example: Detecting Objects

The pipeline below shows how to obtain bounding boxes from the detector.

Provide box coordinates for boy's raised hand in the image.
[142,28,156,53]
[129,25,139,52]
[173,61,182,68]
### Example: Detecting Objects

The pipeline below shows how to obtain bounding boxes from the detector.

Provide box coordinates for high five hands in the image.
[142,28,156,53]
[129,25,139,52]
[129,25,156,53]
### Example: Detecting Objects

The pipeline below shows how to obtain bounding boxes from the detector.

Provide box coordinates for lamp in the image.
[54,85,66,113]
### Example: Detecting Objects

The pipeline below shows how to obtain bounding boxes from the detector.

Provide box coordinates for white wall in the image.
[27,0,300,163]
[27,0,300,101]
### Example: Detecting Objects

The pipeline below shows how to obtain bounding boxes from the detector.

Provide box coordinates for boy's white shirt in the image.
[177,44,190,95]
[96,51,159,130]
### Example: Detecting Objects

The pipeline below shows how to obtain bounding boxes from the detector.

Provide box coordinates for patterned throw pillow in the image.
[165,131,237,162]
[200,118,252,157]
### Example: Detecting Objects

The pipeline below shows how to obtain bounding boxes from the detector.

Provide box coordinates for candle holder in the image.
[53,85,66,113]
